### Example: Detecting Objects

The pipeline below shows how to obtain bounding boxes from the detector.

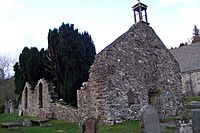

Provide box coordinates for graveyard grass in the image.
[99,120,141,133]
[183,96,200,102]
[0,113,79,133]
[0,113,176,133]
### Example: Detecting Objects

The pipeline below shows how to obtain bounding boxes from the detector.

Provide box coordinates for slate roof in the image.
[170,42,200,72]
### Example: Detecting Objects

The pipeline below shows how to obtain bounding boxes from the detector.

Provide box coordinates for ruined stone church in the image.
[19,1,183,125]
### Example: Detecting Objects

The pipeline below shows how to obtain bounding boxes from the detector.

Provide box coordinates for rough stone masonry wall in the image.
[52,103,78,122]
[77,56,111,124]
[19,79,78,122]
[181,70,200,96]
[78,22,183,124]
[20,79,52,117]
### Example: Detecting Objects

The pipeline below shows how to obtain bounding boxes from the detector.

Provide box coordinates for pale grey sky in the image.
[0,0,200,58]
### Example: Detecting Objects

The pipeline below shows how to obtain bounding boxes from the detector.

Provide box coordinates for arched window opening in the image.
[39,83,43,108]
[25,87,28,109]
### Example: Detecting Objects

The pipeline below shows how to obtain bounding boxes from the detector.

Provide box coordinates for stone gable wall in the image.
[77,22,183,124]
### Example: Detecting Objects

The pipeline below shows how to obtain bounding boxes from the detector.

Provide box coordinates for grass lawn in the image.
[99,120,141,133]
[183,96,200,103]
[0,113,79,133]
[0,113,31,122]
[0,113,177,133]
[0,121,78,133]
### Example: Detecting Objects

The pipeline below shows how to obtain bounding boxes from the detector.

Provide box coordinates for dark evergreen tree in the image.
[26,47,42,86]
[192,25,200,43]
[13,62,25,95]
[14,47,45,95]
[193,25,200,37]
[14,23,96,107]
[46,23,96,106]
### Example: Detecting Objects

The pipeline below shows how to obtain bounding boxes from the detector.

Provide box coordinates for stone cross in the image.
[140,105,161,133]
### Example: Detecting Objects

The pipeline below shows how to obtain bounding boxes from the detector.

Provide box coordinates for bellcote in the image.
[132,0,148,24]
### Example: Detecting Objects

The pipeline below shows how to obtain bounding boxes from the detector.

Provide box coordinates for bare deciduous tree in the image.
[0,55,16,79]
[0,55,16,111]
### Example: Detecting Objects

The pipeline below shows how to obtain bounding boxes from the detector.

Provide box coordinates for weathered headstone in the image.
[141,105,161,133]
[80,118,98,133]
[192,110,200,133]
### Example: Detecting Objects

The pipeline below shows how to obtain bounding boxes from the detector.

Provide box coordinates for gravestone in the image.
[80,118,98,133]
[141,105,161,133]
[191,110,200,133]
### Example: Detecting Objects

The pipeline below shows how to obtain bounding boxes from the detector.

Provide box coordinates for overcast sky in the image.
[0,0,200,59]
